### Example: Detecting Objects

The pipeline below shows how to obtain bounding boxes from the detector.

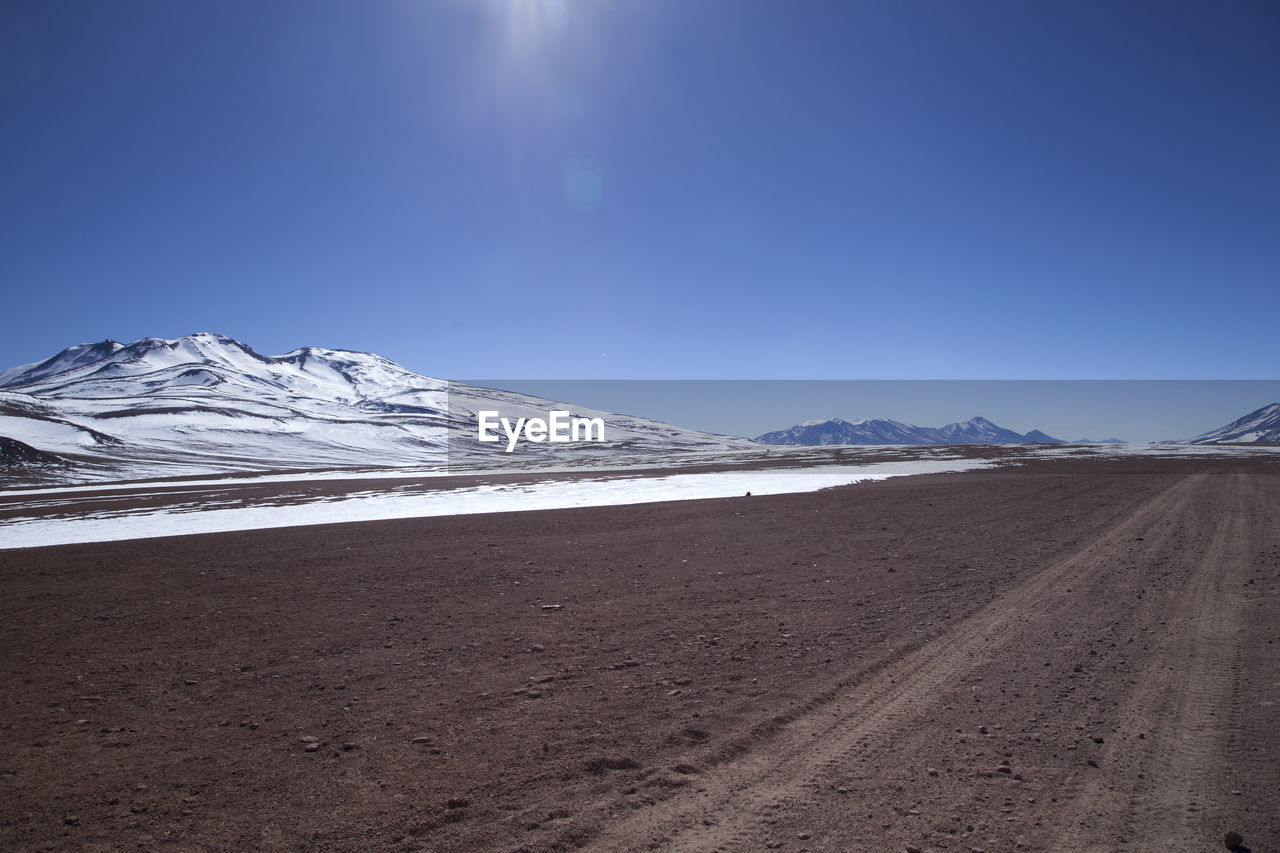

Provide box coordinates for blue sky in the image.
[2,0,1277,382]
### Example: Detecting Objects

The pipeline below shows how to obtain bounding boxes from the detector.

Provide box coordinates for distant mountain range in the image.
[758,402,1280,448]
[0,333,752,483]
[756,416,1066,446]
[3,334,1276,485]
[1186,402,1280,444]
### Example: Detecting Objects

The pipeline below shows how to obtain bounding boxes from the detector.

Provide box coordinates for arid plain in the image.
[2,456,1277,852]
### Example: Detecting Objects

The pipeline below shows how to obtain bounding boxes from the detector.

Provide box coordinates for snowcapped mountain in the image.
[1072,437,1128,445]
[935,416,1035,445]
[756,416,1064,446]
[0,333,753,483]
[755,417,927,446]
[1185,402,1280,444]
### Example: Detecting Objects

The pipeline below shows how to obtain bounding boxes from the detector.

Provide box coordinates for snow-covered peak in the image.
[798,416,896,428]
[0,333,756,484]
[1188,402,1280,444]
[0,339,124,388]
[107,334,272,373]
[0,333,268,389]
[759,415,1063,446]
[0,333,443,405]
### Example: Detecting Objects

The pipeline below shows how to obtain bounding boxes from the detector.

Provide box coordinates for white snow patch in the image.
[0,459,986,550]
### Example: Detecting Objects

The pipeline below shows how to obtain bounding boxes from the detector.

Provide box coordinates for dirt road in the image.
[581,470,1279,852]
[1,459,1276,851]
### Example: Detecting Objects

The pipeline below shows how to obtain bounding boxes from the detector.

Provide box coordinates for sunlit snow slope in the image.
[1185,402,1280,444]
[0,333,754,483]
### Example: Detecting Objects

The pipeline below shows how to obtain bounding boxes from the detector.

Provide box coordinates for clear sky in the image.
[2,0,1278,382]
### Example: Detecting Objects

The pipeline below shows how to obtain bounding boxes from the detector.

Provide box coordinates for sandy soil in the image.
[1,458,1277,852]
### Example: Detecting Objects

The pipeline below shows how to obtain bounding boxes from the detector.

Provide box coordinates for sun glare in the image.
[490,0,568,54]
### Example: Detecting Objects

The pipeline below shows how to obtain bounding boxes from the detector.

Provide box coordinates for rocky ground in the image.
[1,457,1277,852]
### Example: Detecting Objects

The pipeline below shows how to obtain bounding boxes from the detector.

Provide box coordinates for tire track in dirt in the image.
[1051,471,1264,850]
[574,474,1210,852]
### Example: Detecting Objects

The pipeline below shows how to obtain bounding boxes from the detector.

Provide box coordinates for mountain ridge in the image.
[756,416,1065,446]
[0,333,754,483]
[1185,402,1280,444]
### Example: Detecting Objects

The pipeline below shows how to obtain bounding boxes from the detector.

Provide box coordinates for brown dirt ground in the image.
[1,458,1277,852]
